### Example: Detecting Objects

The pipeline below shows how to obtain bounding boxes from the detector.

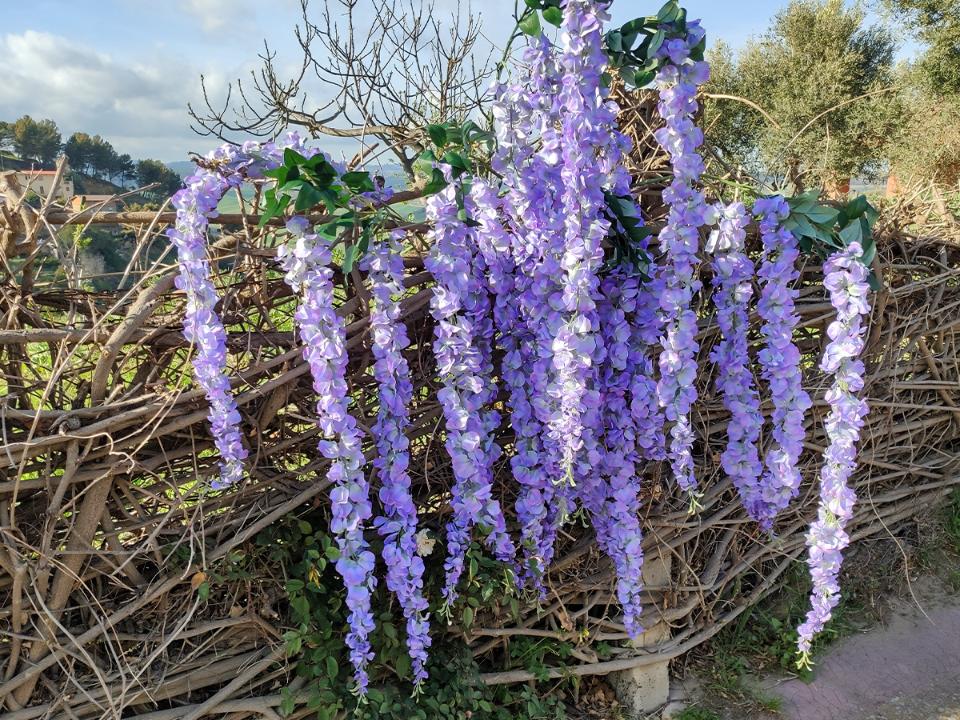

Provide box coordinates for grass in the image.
[672,707,722,720]
[916,487,960,591]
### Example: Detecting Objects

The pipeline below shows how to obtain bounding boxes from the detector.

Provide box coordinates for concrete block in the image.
[609,545,674,718]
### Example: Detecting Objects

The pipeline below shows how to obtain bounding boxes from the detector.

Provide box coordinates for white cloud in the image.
[0,30,230,161]
[178,0,255,34]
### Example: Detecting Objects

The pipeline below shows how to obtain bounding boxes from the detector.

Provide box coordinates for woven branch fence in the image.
[1,92,960,718]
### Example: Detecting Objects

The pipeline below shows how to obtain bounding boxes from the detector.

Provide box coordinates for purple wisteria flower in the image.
[362,230,431,687]
[425,174,515,606]
[629,272,668,463]
[755,197,813,529]
[169,167,247,489]
[495,33,572,590]
[279,215,377,693]
[168,133,313,489]
[796,242,871,666]
[550,0,614,481]
[653,21,711,498]
[590,269,651,637]
[470,178,555,588]
[707,202,764,520]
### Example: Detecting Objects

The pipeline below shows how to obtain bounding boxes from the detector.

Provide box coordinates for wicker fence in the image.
[1,96,959,717]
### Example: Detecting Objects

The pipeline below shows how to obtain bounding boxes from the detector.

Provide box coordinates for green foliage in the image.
[704,0,901,187]
[258,148,395,276]
[944,488,960,552]
[255,515,570,719]
[704,563,861,700]
[65,132,134,183]
[603,192,653,276]
[603,1,705,88]
[0,121,13,153]
[887,84,960,185]
[787,191,879,261]
[672,707,721,720]
[136,158,183,199]
[882,0,960,95]
[11,115,62,167]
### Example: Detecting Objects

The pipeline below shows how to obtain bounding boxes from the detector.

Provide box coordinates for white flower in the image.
[415,528,436,557]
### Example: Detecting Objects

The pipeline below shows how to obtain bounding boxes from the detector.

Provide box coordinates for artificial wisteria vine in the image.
[168,136,314,489]
[169,168,247,490]
[363,230,431,687]
[169,0,882,692]
[590,268,652,637]
[755,197,813,529]
[797,242,871,666]
[549,0,614,482]
[279,216,377,693]
[707,202,764,520]
[494,33,571,591]
[425,176,515,606]
[653,21,711,498]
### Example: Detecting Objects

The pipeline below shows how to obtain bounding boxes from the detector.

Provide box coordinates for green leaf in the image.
[283,631,302,655]
[607,31,623,53]
[294,183,323,212]
[279,688,296,717]
[283,147,307,167]
[286,579,305,592]
[423,167,448,195]
[395,652,411,679]
[845,194,869,219]
[785,213,817,240]
[442,150,470,175]
[342,244,359,276]
[838,219,863,247]
[542,5,562,26]
[325,655,338,679]
[860,237,877,266]
[519,10,541,36]
[427,123,448,148]
[804,206,840,225]
[646,29,665,59]
[633,69,656,87]
[341,171,375,193]
[413,148,437,178]
[462,606,474,628]
[656,1,680,23]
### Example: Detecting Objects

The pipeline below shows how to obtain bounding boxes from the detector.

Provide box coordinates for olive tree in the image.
[703,0,901,193]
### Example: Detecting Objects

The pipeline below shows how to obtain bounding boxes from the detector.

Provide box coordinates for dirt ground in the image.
[671,575,960,720]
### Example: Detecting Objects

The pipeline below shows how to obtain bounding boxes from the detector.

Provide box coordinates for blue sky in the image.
[0,0,912,163]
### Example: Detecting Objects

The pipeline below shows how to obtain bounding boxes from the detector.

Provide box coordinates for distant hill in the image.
[166,160,196,179]
[166,158,410,187]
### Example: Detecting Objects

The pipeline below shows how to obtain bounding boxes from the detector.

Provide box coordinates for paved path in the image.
[764,579,960,720]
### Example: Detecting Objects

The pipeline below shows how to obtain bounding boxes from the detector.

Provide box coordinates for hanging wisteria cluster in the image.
[363,230,431,687]
[652,21,711,499]
[707,201,764,519]
[755,197,814,529]
[169,0,876,695]
[797,242,871,666]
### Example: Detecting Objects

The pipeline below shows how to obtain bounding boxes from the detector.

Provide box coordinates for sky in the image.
[0,0,912,164]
